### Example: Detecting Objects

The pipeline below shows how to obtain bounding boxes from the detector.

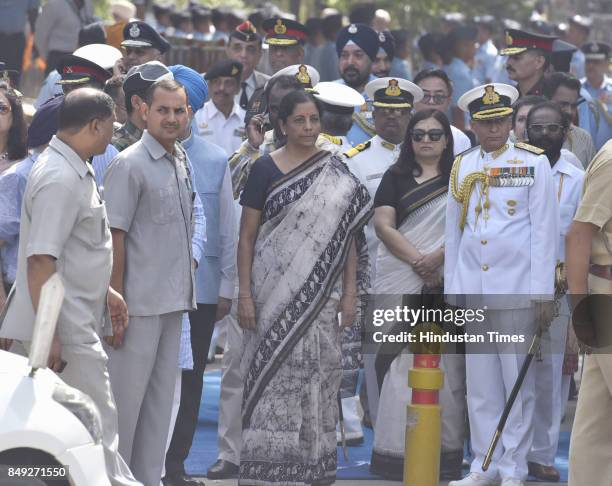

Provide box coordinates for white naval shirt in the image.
[195,100,246,155]
[552,152,584,262]
[444,141,558,306]
[347,135,402,284]
[451,125,472,155]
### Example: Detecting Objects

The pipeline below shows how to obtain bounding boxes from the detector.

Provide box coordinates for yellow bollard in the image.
[404,326,444,486]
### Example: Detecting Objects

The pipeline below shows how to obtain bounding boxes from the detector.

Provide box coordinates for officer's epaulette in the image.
[514,142,545,155]
[343,140,371,158]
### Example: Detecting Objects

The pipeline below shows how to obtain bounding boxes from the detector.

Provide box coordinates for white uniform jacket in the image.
[444,141,559,308]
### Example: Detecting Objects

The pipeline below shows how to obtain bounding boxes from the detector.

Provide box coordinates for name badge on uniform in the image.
[488,166,535,187]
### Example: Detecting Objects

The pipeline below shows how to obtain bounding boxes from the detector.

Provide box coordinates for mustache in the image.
[343,66,360,75]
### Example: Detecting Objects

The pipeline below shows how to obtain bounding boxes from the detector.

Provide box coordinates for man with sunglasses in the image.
[413,68,472,155]
[119,20,171,73]
[446,83,558,486]
[542,72,596,168]
[524,101,584,482]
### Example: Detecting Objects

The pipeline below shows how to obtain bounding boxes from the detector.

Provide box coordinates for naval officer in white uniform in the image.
[313,81,364,155]
[445,83,558,486]
[347,77,423,280]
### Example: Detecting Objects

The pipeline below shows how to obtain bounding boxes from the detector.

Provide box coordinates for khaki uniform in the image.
[569,140,612,486]
[0,136,140,486]
[103,130,196,486]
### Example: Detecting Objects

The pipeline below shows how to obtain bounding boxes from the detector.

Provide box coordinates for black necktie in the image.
[239,82,248,109]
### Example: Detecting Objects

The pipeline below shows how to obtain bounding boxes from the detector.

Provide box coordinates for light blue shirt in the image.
[182,130,236,304]
[0,151,38,284]
[444,57,477,106]
[473,39,498,83]
[583,76,612,150]
[92,144,119,188]
[335,74,377,146]
[389,57,412,80]
[571,50,586,80]
[34,70,63,109]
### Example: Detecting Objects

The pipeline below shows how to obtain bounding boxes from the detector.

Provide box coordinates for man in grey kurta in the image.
[103,79,198,486]
[0,89,140,486]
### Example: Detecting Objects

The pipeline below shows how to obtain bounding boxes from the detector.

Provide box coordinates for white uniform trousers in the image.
[527,302,569,467]
[216,312,244,465]
[106,312,182,486]
[569,274,612,486]
[21,339,142,486]
[466,308,536,481]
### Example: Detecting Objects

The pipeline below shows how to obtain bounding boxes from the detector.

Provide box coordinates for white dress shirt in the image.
[234,72,256,107]
[444,141,558,306]
[195,100,246,155]
[552,152,584,262]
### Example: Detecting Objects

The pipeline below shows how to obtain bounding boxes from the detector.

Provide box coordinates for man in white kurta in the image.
[446,84,558,486]
[523,102,584,482]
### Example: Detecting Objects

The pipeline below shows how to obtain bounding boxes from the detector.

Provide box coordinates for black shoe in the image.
[207,459,239,479]
[439,450,463,480]
[162,473,205,486]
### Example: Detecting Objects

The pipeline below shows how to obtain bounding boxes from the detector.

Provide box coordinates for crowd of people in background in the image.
[1,1,612,486]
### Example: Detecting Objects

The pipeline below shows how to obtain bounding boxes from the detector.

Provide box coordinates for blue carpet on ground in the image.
[186,370,569,481]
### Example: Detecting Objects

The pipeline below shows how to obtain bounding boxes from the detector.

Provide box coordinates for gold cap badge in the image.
[482,85,501,105]
[274,19,287,35]
[295,64,311,85]
[231,65,239,75]
[385,79,401,97]
[505,32,513,46]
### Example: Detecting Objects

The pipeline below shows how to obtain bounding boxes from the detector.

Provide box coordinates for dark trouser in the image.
[0,32,25,86]
[165,303,217,476]
[45,50,72,76]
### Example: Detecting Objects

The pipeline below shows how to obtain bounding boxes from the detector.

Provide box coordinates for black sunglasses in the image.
[410,129,445,142]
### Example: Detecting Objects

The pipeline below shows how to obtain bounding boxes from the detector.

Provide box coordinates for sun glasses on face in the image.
[528,123,564,135]
[410,129,445,142]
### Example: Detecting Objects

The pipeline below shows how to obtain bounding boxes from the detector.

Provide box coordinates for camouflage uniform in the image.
[112,120,144,152]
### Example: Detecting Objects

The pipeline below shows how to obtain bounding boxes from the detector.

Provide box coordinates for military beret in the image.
[336,23,379,62]
[230,20,260,43]
[204,59,243,81]
[122,21,171,53]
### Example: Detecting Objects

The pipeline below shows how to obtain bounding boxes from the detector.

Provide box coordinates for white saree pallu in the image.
[239,151,372,486]
[370,177,448,478]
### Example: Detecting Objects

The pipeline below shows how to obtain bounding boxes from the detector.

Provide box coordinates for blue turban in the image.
[335,23,379,62]
[27,95,63,149]
[169,64,208,112]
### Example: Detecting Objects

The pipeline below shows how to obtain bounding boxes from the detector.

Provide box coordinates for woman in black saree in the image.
[369,108,464,480]
[236,90,372,486]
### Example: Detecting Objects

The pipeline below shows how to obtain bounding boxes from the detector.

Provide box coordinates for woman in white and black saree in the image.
[369,109,462,480]
[236,90,372,486]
